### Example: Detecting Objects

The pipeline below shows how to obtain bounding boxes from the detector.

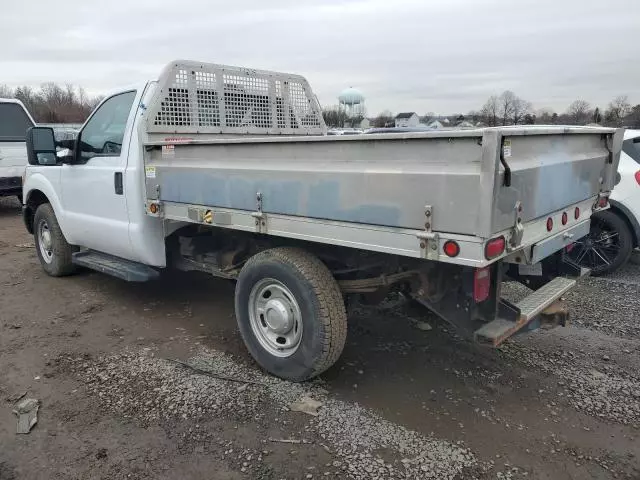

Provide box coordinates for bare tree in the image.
[372,110,395,128]
[322,107,348,128]
[512,98,532,125]
[592,107,602,124]
[421,112,434,124]
[537,108,556,124]
[499,91,517,125]
[0,82,99,123]
[480,95,499,126]
[0,84,13,98]
[566,100,591,125]
[626,105,640,128]
[605,95,632,127]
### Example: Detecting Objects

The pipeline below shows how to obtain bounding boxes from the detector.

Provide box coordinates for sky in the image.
[1,0,638,116]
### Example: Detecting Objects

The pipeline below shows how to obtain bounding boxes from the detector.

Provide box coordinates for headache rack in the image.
[145,60,326,136]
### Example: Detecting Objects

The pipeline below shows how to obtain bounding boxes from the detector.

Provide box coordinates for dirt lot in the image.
[1,197,639,480]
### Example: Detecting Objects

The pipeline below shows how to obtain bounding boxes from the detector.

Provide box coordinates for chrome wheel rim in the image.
[37,219,54,264]
[248,278,303,357]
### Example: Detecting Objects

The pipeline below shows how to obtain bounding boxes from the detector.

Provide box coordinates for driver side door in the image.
[60,90,137,259]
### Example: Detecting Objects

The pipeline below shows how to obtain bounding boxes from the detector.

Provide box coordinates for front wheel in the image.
[566,210,633,276]
[234,247,347,381]
[33,203,77,277]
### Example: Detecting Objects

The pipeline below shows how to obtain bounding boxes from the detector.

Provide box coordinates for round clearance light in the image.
[443,240,460,257]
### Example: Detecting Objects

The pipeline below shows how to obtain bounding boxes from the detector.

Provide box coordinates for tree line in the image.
[365,92,640,130]
[471,91,640,128]
[0,83,102,123]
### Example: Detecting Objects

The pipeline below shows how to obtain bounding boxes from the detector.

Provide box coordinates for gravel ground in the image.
[1,197,639,480]
[57,347,478,479]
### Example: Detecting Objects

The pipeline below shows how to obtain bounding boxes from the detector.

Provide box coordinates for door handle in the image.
[114,172,123,195]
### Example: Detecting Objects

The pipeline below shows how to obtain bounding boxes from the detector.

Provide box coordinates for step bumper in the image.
[474,276,577,346]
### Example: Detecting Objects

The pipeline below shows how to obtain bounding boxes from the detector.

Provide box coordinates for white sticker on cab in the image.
[145,166,156,179]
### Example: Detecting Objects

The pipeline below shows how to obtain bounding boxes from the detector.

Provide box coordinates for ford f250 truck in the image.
[0,98,35,201]
[22,60,623,381]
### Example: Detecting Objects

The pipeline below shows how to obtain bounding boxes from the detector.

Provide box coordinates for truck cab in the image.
[0,98,35,201]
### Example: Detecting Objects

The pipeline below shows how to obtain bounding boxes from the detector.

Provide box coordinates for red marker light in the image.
[546,217,553,232]
[443,240,460,257]
[574,207,580,220]
[485,236,506,260]
[635,170,640,186]
[562,212,568,225]
[474,267,491,303]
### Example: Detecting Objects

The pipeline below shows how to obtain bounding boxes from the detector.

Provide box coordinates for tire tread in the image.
[239,247,347,379]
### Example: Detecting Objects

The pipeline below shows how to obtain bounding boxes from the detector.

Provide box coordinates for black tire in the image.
[234,247,347,382]
[567,210,633,276]
[33,203,77,277]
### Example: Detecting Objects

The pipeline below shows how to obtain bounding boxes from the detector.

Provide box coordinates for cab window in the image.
[622,137,640,165]
[79,91,136,162]
[0,103,34,142]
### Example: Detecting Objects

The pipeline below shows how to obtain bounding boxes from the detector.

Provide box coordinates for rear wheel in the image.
[234,247,347,381]
[33,203,77,277]
[567,210,633,276]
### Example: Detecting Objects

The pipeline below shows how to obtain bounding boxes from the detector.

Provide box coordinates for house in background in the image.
[395,112,419,128]
[427,120,443,129]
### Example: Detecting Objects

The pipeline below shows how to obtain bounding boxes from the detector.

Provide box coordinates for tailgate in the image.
[488,127,623,236]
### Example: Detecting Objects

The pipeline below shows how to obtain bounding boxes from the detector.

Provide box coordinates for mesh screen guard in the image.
[146,60,326,135]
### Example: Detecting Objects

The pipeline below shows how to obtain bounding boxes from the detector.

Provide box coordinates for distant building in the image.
[427,120,444,129]
[395,112,419,128]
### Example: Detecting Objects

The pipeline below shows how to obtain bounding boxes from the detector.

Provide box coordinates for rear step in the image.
[72,251,159,282]
[474,276,576,346]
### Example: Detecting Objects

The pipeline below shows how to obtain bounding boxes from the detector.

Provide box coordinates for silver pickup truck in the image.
[22,60,622,381]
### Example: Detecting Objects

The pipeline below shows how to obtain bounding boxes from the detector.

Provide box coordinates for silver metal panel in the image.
[530,220,590,264]
[160,201,495,267]
[491,132,614,233]
[146,134,484,234]
[516,277,575,321]
[145,60,326,136]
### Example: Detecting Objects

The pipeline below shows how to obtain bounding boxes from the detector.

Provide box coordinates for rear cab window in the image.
[622,136,640,165]
[0,103,34,142]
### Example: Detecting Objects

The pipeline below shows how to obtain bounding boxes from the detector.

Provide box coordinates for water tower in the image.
[338,87,365,118]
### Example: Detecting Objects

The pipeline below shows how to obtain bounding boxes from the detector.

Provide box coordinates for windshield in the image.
[622,137,640,165]
[0,103,34,142]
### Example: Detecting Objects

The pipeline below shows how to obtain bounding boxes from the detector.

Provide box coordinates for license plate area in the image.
[530,220,591,264]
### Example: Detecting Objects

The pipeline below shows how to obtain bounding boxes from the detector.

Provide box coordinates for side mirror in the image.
[26,127,57,166]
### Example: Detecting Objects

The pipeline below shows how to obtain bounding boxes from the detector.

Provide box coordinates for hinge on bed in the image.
[251,191,267,233]
[417,205,439,260]
[509,200,524,250]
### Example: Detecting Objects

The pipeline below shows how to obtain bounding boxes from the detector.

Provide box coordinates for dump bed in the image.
[145,127,619,235]
[141,61,622,265]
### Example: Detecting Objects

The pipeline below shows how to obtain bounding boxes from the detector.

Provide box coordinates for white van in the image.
[0,99,36,201]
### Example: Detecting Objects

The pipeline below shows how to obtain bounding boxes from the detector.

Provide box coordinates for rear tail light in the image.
[443,240,460,257]
[484,236,506,260]
[546,217,553,231]
[561,212,568,225]
[635,170,640,186]
[474,267,491,303]
[574,207,580,220]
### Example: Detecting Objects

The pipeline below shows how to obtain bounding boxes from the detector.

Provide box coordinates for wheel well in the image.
[609,204,639,248]
[24,190,50,234]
